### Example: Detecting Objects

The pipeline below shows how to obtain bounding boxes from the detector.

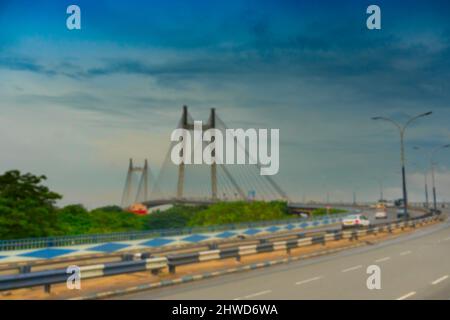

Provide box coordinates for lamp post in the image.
[430,144,450,212]
[372,112,432,219]
[424,170,429,209]
[412,148,429,209]
[378,177,384,202]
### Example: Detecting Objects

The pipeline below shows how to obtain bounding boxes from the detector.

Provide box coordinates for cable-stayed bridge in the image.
[121,106,289,208]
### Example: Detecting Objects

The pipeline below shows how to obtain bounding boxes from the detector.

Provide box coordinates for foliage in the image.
[0,171,62,239]
[86,209,147,234]
[145,205,205,230]
[0,171,147,239]
[0,170,61,207]
[186,201,289,227]
[57,204,147,235]
[92,205,123,213]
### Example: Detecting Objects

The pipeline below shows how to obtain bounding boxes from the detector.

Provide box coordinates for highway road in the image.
[115,214,450,300]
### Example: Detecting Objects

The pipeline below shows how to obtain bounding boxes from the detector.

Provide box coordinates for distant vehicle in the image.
[375,202,387,219]
[377,200,395,208]
[375,210,388,219]
[394,199,405,208]
[297,212,309,218]
[396,208,410,219]
[385,201,396,208]
[376,202,385,210]
[342,214,370,229]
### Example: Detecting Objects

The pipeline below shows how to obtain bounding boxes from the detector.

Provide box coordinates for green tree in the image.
[0,170,61,207]
[92,205,123,213]
[0,170,62,239]
[145,205,202,230]
[57,204,91,235]
[188,201,289,227]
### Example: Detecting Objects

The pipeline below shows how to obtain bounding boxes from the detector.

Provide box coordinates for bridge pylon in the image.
[176,105,218,200]
[121,158,150,208]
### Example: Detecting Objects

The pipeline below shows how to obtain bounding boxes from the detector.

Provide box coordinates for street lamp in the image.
[411,148,429,209]
[372,111,432,218]
[375,176,385,202]
[430,144,450,212]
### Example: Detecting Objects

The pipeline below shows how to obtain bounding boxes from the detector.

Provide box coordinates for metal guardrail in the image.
[0,213,349,251]
[0,214,438,293]
[0,256,167,293]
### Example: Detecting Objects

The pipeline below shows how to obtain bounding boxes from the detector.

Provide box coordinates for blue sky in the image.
[1,0,450,207]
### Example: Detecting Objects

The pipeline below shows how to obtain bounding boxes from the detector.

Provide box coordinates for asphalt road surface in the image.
[115,214,450,300]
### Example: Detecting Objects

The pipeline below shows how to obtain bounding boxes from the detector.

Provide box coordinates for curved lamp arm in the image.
[430,143,450,164]
[371,116,402,133]
[404,111,433,132]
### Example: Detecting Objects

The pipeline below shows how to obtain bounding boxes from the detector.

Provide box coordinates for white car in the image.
[375,210,388,219]
[342,214,370,229]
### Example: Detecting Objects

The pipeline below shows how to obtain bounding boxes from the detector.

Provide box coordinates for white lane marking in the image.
[443,237,450,241]
[295,276,323,285]
[243,290,272,299]
[400,250,412,256]
[431,275,449,285]
[375,257,391,263]
[397,291,416,300]
[341,265,362,273]
[234,290,272,300]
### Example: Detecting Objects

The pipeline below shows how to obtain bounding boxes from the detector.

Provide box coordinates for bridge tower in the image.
[176,106,187,199]
[177,105,218,200]
[121,158,150,208]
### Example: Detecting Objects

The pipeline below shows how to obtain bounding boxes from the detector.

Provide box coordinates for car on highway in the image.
[375,210,388,219]
[341,214,370,229]
[396,208,410,219]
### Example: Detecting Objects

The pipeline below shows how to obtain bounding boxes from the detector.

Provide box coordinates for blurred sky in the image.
[1,0,450,207]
